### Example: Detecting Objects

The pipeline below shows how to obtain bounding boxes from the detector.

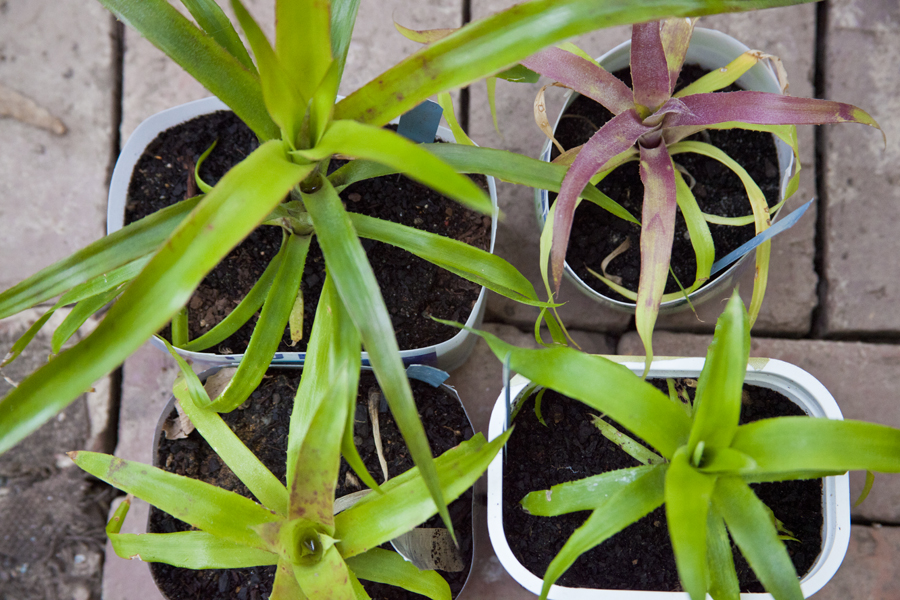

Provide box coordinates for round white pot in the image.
[534,28,796,314]
[108,96,498,370]
[486,358,850,599]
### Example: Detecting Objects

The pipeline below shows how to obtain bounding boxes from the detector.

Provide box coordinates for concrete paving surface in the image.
[1,0,899,598]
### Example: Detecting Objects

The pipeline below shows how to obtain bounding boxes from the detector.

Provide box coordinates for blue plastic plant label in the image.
[406,364,449,387]
[397,100,444,144]
[709,198,815,276]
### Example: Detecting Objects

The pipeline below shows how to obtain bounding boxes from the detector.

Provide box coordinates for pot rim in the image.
[486,357,850,599]
[108,96,498,370]
[149,364,477,598]
[534,27,797,315]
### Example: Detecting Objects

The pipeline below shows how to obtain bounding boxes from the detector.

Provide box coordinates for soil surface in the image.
[550,64,781,301]
[502,380,823,592]
[126,112,490,355]
[149,370,474,600]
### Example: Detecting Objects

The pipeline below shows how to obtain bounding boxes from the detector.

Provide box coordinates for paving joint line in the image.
[459,0,471,134]
[105,16,125,192]
[851,518,900,528]
[810,0,830,339]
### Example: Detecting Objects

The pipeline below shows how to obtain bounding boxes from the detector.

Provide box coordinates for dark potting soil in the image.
[549,64,782,301]
[149,370,474,600]
[502,381,823,592]
[125,111,490,355]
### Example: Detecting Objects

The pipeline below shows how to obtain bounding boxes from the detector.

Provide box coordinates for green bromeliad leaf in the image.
[287,274,361,499]
[330,0,361,82]
[538,464,666,600]
[0,199,197,321]
[111,530,277,569]
[50,284,124,355]
[436,92,473,147]
[179,240,284,352]
[290,544,356,600]
[689,292,749,455]
[427,144,638,225]
[166,347,288,515]
[706,506,740,600]
[104,494,278,568]
[335,431,510,558]
[180,0,255,72]
[346,548,451,600]
[276,0,332,103]
[2,256,150,368]
[302,177,454,538]
[459,327,691,458]
[204,233,310,413]
[714,477,804,600]
[231,0,307,147]
[97,0,276,140]
[672,170,714,295]
[730,418,900,480]
[521,465,659,516]
[293,120,492,215]
[348,213,548,307]
[72,451,279,550]
[666,447,716,600]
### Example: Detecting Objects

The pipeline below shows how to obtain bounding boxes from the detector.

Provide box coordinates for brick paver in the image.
[0,0,115,292]
[814,525,900,600]
[0,309,112,599]
[822,0,900,335]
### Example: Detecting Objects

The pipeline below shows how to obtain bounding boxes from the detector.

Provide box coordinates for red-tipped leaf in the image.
[666,91,882,131]
[551,109,654,290]
[630,22,671,113]
[522,47,633,115]
[635,141,678,372]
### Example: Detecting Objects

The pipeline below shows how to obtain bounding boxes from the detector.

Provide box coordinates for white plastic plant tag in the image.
[391,528,465,572]
[333,490,372,515]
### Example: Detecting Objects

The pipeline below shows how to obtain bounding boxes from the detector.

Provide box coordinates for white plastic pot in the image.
[487,357,850,599]
[108,96,498,370]
[534,28,796,314]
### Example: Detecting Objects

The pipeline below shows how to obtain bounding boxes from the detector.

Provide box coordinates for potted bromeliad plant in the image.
[73,277,511,598]
[517,18,882,369]
[463,291,900,600]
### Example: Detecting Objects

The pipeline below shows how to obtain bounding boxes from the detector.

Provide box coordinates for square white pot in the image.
[486,357,850,599]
